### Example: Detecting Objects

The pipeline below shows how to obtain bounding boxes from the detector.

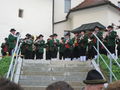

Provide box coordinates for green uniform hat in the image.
[83,69,107,84]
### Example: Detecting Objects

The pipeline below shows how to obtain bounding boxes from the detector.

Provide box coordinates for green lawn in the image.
[0,56,11,77]
[99,55,120,82]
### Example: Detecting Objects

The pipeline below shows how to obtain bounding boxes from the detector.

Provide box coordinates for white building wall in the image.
[0,0,52,45]
[54,20,71,39]
[0,0,19,44]
[107,5,120,36]
[55,5,120,37]
[18,0,52,40]
[54,0,67,22]
[54,0,83,22]
[70,5,109,30]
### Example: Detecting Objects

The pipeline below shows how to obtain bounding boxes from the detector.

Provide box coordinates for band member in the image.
[72,32,79,60]
[8,29,17,55]
[64,33,73,60]
[24,34,33,59]
[49,34,59,60]
[31,36,36,59]
[91,26,103,59]
[59,37,65,60]
[105,26,117,59]
[87,36,95,59]
[34,34,45,59]
[116,35,120,57]
[1,38,9,57]
[46,38,51,60]
[79,31,88,61]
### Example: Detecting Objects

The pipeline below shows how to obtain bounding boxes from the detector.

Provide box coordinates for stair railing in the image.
[6,34,22,81]
[93,33,120,83]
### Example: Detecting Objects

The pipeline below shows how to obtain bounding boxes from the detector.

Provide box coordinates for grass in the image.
[99,54,120,82]
[0,56,11,77]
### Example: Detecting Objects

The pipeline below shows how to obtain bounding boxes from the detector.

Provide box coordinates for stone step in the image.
[22,67,92,73]
[20,81,85,87]
[23,60,91,66]
[22,86,84,90]
[21,71,88,76]
[19,60,92,90]
[20,75,86,82]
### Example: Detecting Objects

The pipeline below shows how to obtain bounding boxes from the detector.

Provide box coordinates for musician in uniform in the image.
[34,34,45,59]
[91,26,103,59]
[49,34,59,59]
[116,35,120,57]
[8,29,17,55]
[24,34,33,59]
[105,25,117,58]
[64,33,73,60]
[72,32,79,60]
[59,37,65,60]
[1,38,9,56]
[79,31,88,61]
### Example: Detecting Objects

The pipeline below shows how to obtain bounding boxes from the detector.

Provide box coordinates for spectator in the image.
[46,81,74,90]
[83,69,107,90]
[105,80,120,90]
[0,78,23,90]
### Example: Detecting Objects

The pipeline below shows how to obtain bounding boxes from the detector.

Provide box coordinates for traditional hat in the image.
[61,37,64,40]
[49,35,53,37]
[10,28,16,32]
[107,25,113,29]
[83,69,107,84]
[53,33,58,36]
[26,33,31,37]
[39,34,44,37]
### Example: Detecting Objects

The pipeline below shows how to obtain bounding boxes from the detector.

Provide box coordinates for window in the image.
[118,2,120,8]
[18,9,24,18]
[64,0,71,13]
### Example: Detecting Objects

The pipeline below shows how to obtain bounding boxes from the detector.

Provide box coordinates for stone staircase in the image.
[19,60,94,90]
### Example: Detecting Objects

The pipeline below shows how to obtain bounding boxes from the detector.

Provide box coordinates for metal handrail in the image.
[6,35,21,81]
[10,43,22,80]
[93,33,120,67]
[93,33,120,82]
[93,46,118,81]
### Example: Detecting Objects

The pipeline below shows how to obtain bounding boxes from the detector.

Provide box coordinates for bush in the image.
[0,56,11,77]
[99,54,120,82]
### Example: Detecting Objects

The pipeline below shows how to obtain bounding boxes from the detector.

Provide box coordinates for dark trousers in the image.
[107,46,115,54]
[59,52,64,60]
[79,47,86,56]
[31,51,35,59]
[87,48,94,59]
[64,49,72,59]
[51,50,58,58]
[46,51,51,60]
[9,48,13,56]
[73,47,79,58]
[24,50,32,59]
[36,50,43,59]
[2,52,7,56]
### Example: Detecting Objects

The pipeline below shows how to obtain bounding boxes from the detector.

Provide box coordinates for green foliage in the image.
[99,54,120,82]
[0,56,11,77]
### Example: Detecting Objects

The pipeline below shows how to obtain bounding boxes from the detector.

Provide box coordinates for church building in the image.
[0,0,120,42]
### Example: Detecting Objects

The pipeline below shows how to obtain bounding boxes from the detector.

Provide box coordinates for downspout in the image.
[52,0,55,34]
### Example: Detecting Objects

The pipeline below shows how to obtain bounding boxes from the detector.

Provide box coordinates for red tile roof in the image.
[71,0,110,11]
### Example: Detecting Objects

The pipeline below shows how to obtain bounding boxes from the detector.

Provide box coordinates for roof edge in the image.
[54,1,120,25]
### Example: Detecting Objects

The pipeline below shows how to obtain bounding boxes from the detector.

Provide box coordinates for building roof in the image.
[71,0,110,11]
[71,22,106,33]
[55,0,120,24]
[67,0,120,18]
